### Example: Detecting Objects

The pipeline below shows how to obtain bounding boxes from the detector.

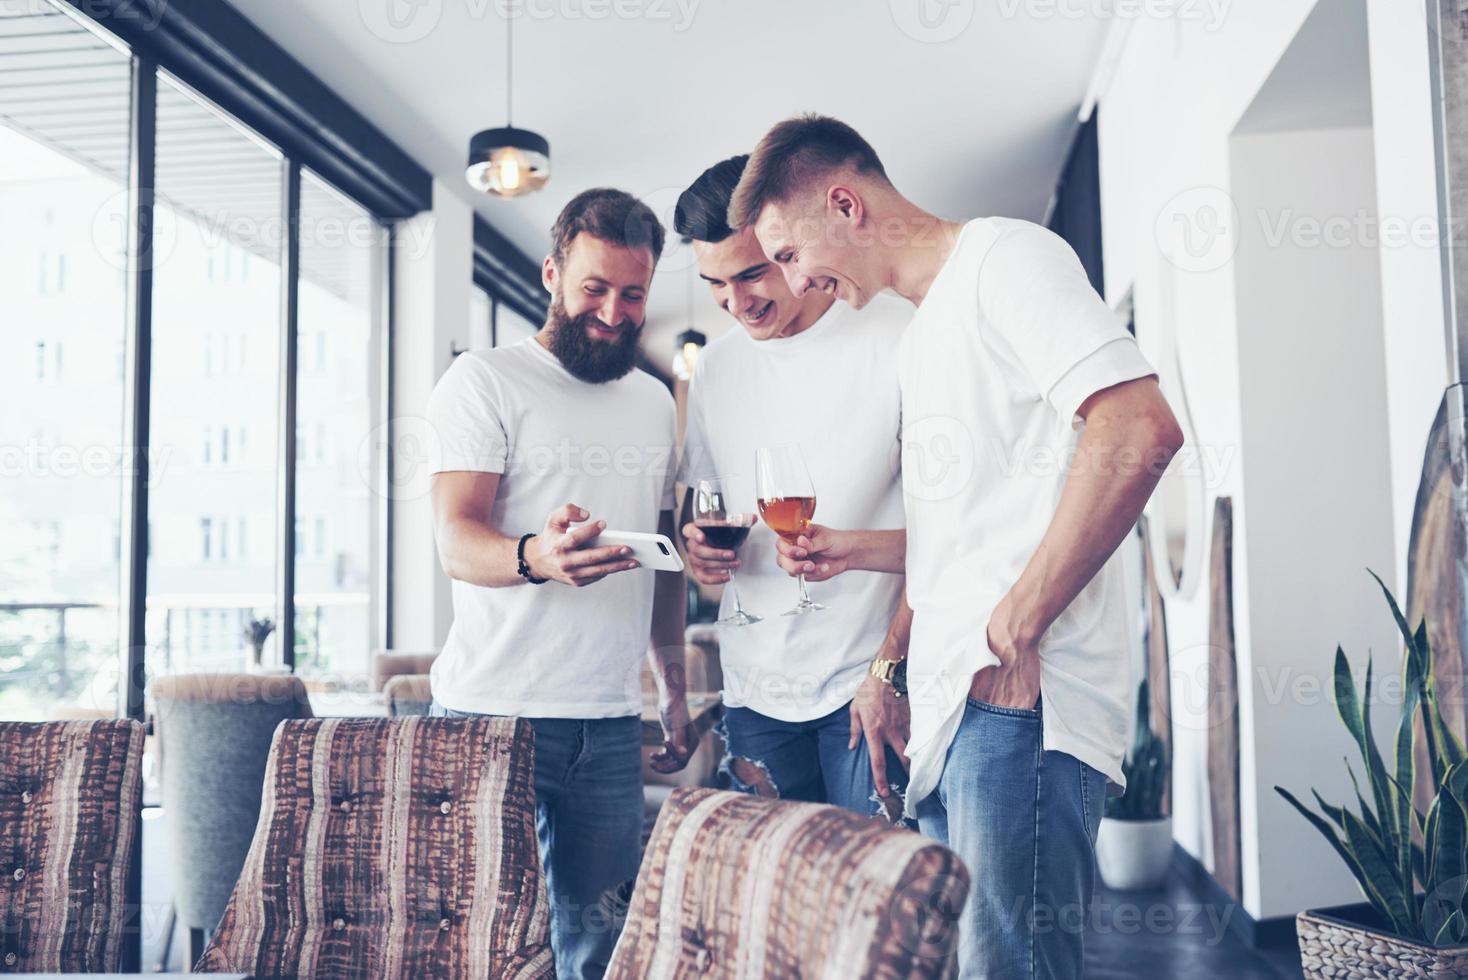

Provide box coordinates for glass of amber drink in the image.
[755,446,825,616]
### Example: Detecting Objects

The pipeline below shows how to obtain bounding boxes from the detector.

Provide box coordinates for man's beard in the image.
[546,293,644,384]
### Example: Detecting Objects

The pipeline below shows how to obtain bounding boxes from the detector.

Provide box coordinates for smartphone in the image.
[596,530,685,573]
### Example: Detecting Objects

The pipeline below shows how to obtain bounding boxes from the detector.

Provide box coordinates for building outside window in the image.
[0,3,391,717]
[0,7,131,719]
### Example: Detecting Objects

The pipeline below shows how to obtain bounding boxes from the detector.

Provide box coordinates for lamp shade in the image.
[466,127,550,198]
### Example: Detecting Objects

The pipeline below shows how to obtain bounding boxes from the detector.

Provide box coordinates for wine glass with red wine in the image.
[755,446,825,615]
[694,478,761,627]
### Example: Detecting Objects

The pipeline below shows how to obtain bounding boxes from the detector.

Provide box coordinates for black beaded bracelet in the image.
[517,533,548,585]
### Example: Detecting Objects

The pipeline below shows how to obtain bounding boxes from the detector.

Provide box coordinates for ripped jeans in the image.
[430,703,643,980]
[720,700,909,823]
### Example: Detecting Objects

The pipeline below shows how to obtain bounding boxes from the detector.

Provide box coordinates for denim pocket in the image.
[965,696,1041,719]
[1079,762,1107,839]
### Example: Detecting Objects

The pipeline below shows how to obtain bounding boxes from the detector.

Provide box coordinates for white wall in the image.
[1231,125,1399,917]
[1095,0,1445,919]
[390,179,473,651]
[1366,2,1451,578]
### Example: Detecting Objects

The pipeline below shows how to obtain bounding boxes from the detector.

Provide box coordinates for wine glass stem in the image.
[797,573,813,606]
[729,574,746,615]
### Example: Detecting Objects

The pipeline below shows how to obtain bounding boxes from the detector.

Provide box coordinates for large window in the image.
[469,284,493,351]
[496,303,541,348]
[0,1,396,718]
[294,171,384,679]
[0,5,132,719]
[145,74,284,676]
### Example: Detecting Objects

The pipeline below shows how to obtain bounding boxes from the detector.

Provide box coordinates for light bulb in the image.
[673,331,705,381]
[498,156,522,191]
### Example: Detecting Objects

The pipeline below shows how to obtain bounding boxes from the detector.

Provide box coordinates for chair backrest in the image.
[607,787,969,980]
[369,650,440,693]
[196,717,553,979]
[152,672,314,932]
[0,719,145,973]
[683,624,723,692]
[382,674,433,716]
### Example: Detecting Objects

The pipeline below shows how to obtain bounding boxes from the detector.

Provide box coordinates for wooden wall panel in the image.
[1206,497,1242,904]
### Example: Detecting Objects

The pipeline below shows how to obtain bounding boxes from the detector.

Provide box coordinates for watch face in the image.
[893,659,908,694]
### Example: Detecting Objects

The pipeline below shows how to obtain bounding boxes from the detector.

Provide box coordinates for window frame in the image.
[21,2,402,722]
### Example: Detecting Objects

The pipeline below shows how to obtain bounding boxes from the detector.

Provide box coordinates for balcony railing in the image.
[0,592,370,720]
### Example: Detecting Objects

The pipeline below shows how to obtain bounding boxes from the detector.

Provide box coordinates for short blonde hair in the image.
[727,114,888,231]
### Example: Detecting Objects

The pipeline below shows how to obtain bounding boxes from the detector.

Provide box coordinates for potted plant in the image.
[1276,573,1468,977]
[1096,675,1173,890]
[243,616,275,670]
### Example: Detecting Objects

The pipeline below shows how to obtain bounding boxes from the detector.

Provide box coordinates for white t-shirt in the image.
[678,295,908,722]
[898,217,1156,816]
[425,338,677,718]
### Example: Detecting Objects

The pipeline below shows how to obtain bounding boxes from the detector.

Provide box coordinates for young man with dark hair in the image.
[673,155,912,820]
[427,188,693,980]
[730,115,1184,978]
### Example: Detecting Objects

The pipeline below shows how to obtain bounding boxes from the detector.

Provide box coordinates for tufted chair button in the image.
[3,951,15,966]
[19,791,30,805]
[11,868,23,883]
[338,800,351,814]
[439,800,452,815]
[332,917,346,932]
[439,917,451,931]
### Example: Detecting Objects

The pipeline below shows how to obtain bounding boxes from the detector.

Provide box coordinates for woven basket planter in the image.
[1298,907,1468,979]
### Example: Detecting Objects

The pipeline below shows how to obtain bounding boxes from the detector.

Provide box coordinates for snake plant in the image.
[1106,675,1170,821]
[1275,572,1468,946]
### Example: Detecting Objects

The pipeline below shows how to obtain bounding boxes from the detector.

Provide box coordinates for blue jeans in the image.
[720,701,910,823]
[430,703,643,980]
[916,697,1107,979]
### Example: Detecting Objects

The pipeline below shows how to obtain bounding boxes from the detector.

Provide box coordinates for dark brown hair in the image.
[550,187,666,267]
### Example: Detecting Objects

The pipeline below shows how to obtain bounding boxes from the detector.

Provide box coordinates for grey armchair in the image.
[368,649,439,692]
[383,673,433,715]
[151,672,313,964]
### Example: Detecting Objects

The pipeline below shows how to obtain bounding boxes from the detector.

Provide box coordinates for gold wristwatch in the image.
[869,657,908,698]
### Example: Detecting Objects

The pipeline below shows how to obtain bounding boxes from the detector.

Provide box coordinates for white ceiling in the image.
[225,0,1110,351]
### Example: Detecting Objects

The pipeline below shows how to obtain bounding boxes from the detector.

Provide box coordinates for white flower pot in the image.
[1095,815,1173,891]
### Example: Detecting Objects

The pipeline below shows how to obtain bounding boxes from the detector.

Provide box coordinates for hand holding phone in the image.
[526,504,643,588]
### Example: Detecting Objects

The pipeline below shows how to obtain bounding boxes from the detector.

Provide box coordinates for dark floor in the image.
[1087,872,1303,980]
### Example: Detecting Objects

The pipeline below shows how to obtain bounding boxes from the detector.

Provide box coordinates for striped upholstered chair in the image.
[195,716,553,979]
[0,719,146,973]
[607,787,970,980]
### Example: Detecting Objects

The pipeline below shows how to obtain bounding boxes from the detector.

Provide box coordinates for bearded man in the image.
[426,188,692,980]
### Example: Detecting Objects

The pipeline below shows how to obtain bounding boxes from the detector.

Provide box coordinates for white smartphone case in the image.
[596,530,685,573]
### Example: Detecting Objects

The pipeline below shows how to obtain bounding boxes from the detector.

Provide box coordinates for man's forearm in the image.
[1000,395,1181,649]
[648,574,689,701]
[650,569,687,655]
[876,586,913,661]
[437,517,527,588]
[847,529,907,573]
